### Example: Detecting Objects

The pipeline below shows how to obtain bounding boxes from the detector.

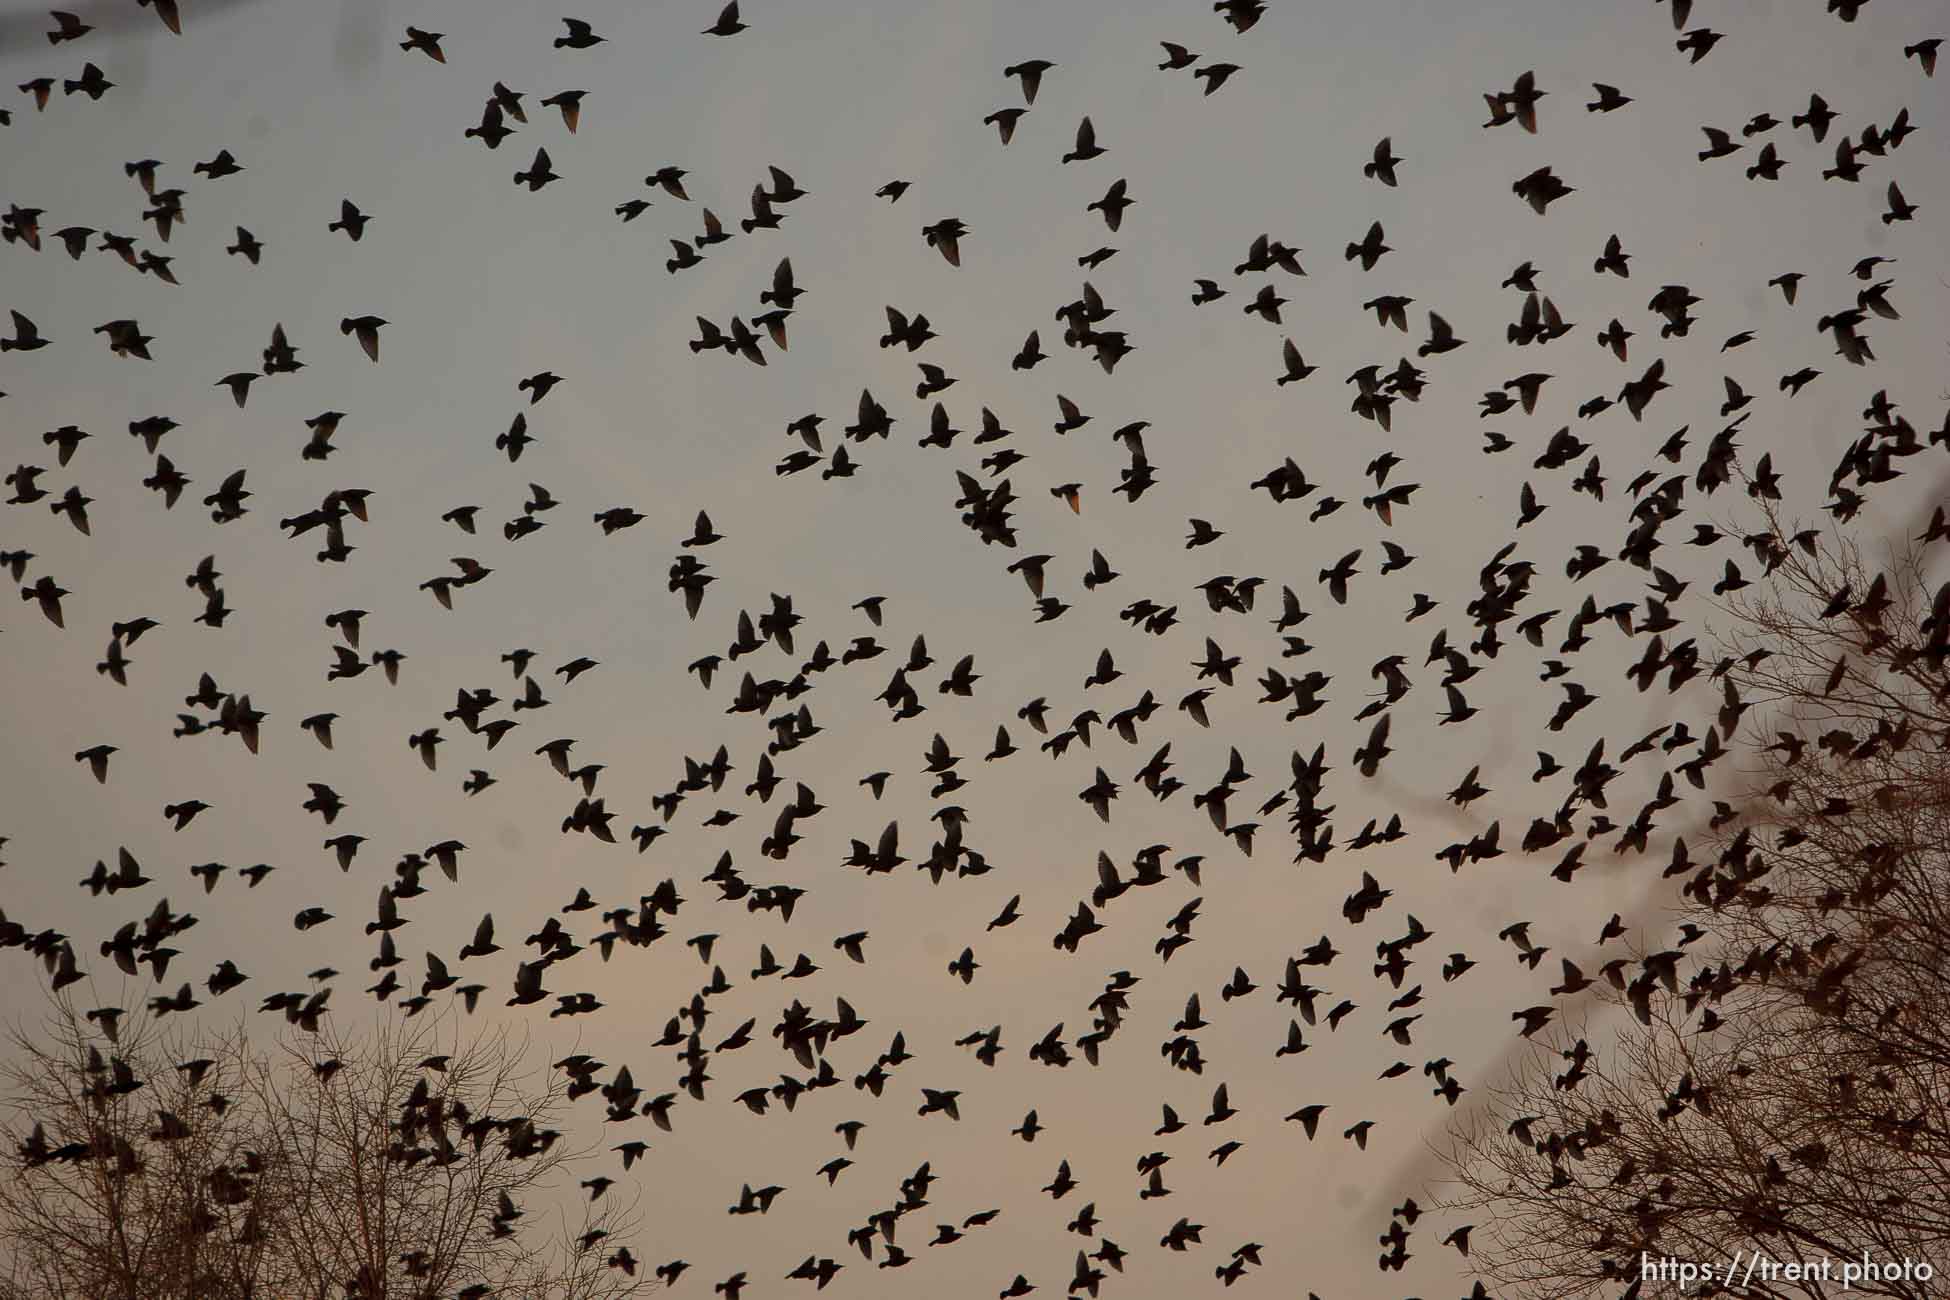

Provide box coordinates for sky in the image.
[2,0,1948,1296]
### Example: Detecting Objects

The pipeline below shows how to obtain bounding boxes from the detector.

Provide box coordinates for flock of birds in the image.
[2,1,1947,1297]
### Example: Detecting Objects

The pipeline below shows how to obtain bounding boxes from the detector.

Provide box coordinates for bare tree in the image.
[1439,497,1950,1300]
[1,990,652,1300]
[0,993,266,1300]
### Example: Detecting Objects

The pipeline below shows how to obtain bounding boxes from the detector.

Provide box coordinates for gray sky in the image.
[3,0,1948,1295]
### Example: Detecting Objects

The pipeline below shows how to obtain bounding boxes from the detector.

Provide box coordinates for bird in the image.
[1513,165,1575,214]
[1677,28,1724,61]
[555,17,604,48]
[1594,233,1631,276]
[1364,137,1401,186]
[1159,42,1198,69]
[2,310,48,352]
[63,62,114,99]
[328,200,370,241]
[1588,82,1632,111]
[1278,339,1317,384]
[1062,117,1104,164]
[1699,126,1740,160]
[1193,63,1240,94]
[1085,181,1131,232]
[95,319,154,359]
[1345,222,1389,270]
[47,10,93,42]
[1883,181,1917,224]
[1004,59,1054,104]
[983,108,1027,145]
[192,149,243,179]
[514,148,559,190]
[1746,142,1786,181]
[339,316,386,362]
[400,26,445,61]
[923,218,968,266]
[1419,313,1464,357]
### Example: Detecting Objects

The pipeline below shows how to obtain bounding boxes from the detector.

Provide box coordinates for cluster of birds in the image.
[3,1,1948,1298]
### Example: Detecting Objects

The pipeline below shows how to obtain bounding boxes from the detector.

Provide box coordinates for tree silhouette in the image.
[1,991,651,1300]
[1439,494,1950,1300]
